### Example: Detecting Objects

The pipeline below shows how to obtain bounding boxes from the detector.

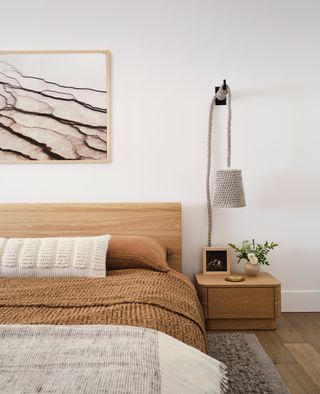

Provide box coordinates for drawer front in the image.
[208,287,275,319]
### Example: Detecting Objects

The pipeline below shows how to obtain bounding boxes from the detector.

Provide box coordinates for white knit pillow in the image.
[0,235,110,278]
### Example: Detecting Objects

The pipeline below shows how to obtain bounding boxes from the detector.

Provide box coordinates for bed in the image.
[0,203,227,393]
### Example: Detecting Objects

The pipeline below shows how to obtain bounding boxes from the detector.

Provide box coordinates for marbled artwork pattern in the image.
[0,53,109,162]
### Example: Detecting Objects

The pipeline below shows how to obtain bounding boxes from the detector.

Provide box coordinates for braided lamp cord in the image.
[206,85,231,246]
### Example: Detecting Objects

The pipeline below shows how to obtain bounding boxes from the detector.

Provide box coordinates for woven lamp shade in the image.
[212,169,246,208]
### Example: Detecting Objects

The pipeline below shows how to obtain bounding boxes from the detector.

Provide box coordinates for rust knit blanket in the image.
[0,268,207,353]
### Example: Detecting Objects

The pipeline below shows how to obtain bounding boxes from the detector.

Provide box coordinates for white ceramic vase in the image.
[244,261,261,276]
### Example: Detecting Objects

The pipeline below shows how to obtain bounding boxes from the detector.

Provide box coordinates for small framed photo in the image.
[202,246,230,275]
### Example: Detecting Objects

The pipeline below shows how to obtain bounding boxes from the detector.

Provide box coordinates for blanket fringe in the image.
[220,362,229,393]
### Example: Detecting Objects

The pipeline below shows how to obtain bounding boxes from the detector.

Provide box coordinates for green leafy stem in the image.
[228,239,278,265]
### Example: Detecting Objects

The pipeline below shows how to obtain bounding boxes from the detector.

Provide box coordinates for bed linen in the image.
[0,268,206,352]
[0,269,228,392]
[0,324,227,394]
[0,234,110,278]
[106,235,170,272]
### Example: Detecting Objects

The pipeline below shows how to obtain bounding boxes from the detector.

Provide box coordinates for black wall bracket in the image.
[215,79,227,105]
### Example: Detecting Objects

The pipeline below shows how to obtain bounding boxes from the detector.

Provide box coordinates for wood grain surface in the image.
[0,203,182,272]
[195,272,281,287]
[208,287,275,319]
[256,313,320,394]
[195,272,281,330]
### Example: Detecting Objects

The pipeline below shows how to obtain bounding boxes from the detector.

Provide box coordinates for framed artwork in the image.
[0,50,110,163]
[202,246,230,275]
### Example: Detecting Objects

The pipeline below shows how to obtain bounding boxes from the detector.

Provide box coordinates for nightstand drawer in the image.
[208,287,275,319]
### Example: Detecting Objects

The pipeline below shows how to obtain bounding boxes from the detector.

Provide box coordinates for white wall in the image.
[0,0,319,311]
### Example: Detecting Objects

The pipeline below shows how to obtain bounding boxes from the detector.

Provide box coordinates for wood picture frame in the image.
[202,246,230,275]
[0,50,111,163]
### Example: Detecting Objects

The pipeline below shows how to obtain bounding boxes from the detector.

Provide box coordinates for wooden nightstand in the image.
[195,272,281,330]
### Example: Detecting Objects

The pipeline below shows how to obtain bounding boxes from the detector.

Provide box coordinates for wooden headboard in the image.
[0,203,182,272]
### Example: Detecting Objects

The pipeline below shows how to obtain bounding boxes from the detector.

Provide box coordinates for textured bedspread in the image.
[0,325,226,394]
[0,268,206,353]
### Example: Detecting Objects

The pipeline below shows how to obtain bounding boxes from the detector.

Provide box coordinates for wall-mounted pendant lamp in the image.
[206,80,246,247]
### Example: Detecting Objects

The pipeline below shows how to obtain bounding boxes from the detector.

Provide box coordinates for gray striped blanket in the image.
[0,325,226,393]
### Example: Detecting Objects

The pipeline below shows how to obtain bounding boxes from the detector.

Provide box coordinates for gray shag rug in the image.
[207,333,290,394]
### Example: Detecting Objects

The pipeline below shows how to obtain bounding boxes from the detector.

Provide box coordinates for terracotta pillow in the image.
[106,236,170,272]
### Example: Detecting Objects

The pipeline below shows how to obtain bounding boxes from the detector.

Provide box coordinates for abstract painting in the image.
[0,51,110,163]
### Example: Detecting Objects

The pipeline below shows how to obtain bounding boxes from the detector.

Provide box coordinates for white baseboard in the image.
[281,290,320,312]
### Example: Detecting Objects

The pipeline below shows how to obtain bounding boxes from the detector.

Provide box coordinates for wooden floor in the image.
[254,313,320,394]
